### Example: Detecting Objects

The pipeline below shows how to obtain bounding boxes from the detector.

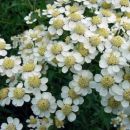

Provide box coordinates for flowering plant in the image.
[1,0,130,130]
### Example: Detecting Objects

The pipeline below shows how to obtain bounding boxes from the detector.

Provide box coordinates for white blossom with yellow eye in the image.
[31,92,57,117]
[56,51,83,73]
[8,83,30,106]
[70,70,93,96]
[0,117,23,130]
[0,56,21,77]
[99,49,128,74]
[56,99,79,122]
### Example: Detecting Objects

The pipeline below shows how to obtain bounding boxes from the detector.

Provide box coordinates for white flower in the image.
[0,38,11,56]
[21,61,42,79]
[91,69,123,97]
[0,87,10,106]
[0,117,23,130]
[8,83,30,106]
[70,70,93,96]
[24,74,48,94]
[56,99,79,122]
[111,81,130,108]
[31,92,57,117]
[61,86,84,105]
[101,94,122,114]
[0,56,21,77]
[48,15,67,36]
[56,51,83,73]
[26,115,40,129]
[99,49,128,74]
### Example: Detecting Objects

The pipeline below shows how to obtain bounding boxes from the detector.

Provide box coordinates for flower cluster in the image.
[1,0,130,129]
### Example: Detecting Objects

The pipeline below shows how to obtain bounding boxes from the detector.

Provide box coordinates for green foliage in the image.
[0,0,115,130]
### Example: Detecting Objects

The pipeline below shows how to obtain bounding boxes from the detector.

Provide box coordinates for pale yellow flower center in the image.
[123,88,130,102]
[13,88,25,99]
[123,22,130,30]
[6,124,16,130]
[89,0,97,4]
[69,13,82,22]
[29,116,37,124]
[101,9,111,17]
[0,42,6,50]
[108,97,120,108]
[101,75,115,88]
[125,12,130,18]
[53,19,64,29]
[78,76,89,88]
[69,5,79,13]
[39,126,46,130]
[68,89,78,99]
[37,99,50,111]
[97,28,109,37]
[89,35,101,46]
[77,43,89,56]
[62,105,72,116]
[3,58,15,69]
[120,0,129,6]
[51,44,62,55]
[92,16,101,25]
[23,63,35,72]
[25,43,33,49]
[74,24,86,35]
[101,2,111,9]
[28,76,41,88]
[107,53,119,65]
[55,118,64,128]
[0,88,8,100]
[64,56,76,67]
[38,46,46,56]
[111,36,123,47]
[124,73,130,83]
[52,10,60,17]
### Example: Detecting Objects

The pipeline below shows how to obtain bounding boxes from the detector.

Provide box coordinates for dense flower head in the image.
[2,0,130,129]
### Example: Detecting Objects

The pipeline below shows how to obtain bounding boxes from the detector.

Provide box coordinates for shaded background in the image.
[0,0,116,130]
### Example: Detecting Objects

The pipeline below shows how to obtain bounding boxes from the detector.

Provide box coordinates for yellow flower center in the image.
[13,88,25,99]
[69,5,79,13]
[0,88,8,100]
[23,63,35,72]
[101,9,111,17]
[123,22,130,30]
[64,56,76,67]
[74,24,86,35]
[89,35,101,46]
[123,88,130,102]
[25,43,33,49]
[101,75,115,88]
[55,118,64,128]
[0,42,6,50]
[53,19,64,29]
[89,0,97,4]
[42,118,49,123]
[6,124,16,130]
[68,89,78,99]
[111,36,123,47]
[38,46,46,56]
[39,126,46,130]
[28,76,41,88]
[52,10,60,17]
[51,44,62,55]
[124,73,130,83]
[108,97,120,108]
[107,53,119,65]
[120,0,129,6]
[3,58,15,69]
[97,28,109,37]
[37,99,50,111]
[101,2,111,9]
[69,13,82,22]
[92,16,101,25]
[62,105,72,116]
[125,12,130,18]
[77,43,89,56]
[29,116,37,124]
[78,76,90,88]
